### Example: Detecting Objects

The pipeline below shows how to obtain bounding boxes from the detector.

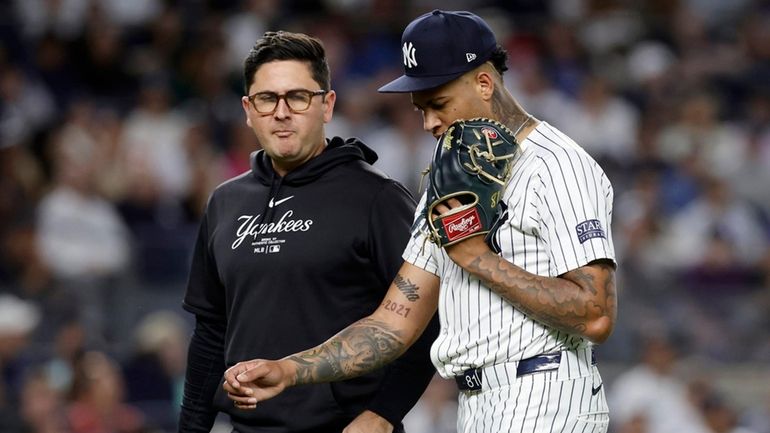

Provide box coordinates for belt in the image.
[454,350,596,392]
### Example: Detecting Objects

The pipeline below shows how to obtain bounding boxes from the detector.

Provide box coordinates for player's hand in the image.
[223,359,294,409]
[342,410,394,433]
[433,198,494,267]
[429,197,462,219]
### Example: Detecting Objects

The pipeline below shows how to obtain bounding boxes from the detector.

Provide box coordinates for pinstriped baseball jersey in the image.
[404,121,616,379]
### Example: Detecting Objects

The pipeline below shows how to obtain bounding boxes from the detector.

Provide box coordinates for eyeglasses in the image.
[246,89,328,114]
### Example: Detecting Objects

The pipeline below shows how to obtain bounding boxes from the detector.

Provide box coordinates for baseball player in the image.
[223,11,617,433]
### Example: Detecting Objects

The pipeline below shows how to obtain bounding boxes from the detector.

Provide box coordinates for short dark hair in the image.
[489,44,509,76]
[243,31,330,94]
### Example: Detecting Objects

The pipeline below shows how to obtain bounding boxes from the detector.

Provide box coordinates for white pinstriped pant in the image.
[455,347,609,433]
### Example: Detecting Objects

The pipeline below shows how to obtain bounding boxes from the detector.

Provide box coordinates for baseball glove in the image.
[423,118,519,251]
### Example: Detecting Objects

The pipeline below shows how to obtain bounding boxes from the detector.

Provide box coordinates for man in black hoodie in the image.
[178,31,439,433]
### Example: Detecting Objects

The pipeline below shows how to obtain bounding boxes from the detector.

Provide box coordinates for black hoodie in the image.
[180,137,439,433]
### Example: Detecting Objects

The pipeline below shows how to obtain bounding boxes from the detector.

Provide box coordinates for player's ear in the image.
[242,96,253,127]
[475,70,495,102]
[322,90,336,123]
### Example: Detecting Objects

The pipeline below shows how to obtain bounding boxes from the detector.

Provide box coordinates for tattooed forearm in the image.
[601,263,617,325]
[465,251,616,338]
[394,274,421,301]
[569,268,598,295]
[287,318,407,386]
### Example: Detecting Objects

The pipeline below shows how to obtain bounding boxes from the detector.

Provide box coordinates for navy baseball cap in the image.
[378,10,498,93]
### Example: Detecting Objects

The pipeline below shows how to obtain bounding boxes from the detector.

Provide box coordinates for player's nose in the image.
[422,113,442,137]
[273,98,292,119]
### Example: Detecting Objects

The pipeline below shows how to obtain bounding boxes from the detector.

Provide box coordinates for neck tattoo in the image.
[491,87,534,141]
[512,114,532,139]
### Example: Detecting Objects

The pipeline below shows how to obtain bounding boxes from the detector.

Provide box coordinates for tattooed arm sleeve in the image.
[446,238,616,344]
[289,262,440,386]
[222,263,439,408]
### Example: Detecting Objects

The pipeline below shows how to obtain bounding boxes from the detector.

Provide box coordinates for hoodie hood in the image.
[248,137,379,226]
[250,136,379,186]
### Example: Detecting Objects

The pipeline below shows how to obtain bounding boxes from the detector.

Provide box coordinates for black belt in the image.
[454,350,596,392]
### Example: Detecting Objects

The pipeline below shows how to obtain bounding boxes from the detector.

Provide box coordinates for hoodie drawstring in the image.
[255,172,284,228]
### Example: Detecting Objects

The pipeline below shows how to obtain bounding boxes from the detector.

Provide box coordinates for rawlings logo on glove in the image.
[423,118,519,251]
[442,208,481,242]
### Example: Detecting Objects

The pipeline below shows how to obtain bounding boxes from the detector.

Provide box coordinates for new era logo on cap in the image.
[379,10,498,93]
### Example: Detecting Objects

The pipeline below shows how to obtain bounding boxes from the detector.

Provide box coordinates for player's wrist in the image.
[279,358,301,387]
[445,236,492,267]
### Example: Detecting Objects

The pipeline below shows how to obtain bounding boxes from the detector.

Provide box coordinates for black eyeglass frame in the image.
[246,89,328,114]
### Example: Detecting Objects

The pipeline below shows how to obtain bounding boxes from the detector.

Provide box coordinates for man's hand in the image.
[433,198,495,267]
[222,359,295,409]
[343,410,394,433]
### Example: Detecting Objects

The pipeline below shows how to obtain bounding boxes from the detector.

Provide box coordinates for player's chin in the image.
[265,141,301,159]
[270,135,298,148]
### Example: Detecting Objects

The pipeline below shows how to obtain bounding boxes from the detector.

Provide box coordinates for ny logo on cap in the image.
[402,42,417,68]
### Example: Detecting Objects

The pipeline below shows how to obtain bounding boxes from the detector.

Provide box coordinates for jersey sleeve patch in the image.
[575,219,606,243]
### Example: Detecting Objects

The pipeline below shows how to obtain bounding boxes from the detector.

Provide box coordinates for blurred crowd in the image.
[1,0,770,432]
